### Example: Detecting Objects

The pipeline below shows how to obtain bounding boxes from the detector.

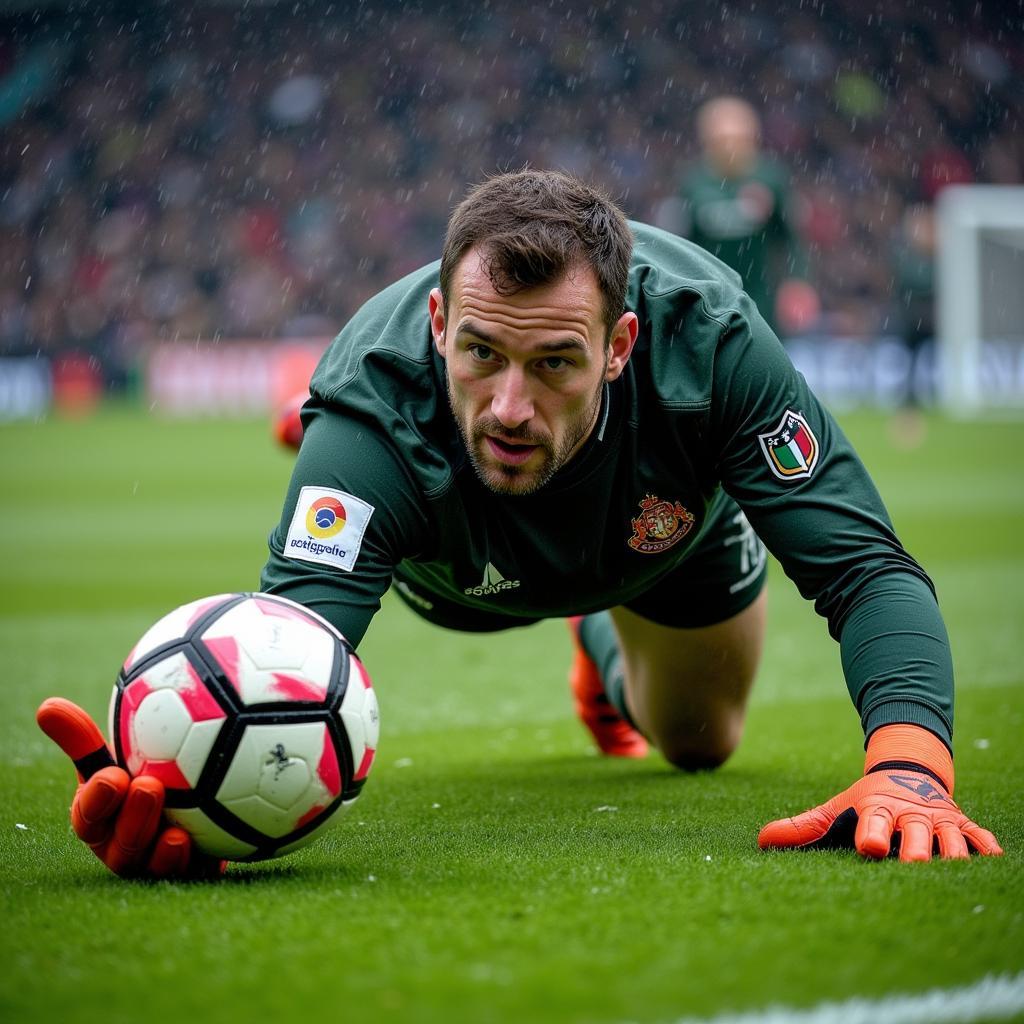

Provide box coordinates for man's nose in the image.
[490,368,534,429]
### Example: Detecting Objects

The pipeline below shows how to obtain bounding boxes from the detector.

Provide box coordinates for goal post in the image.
[937,185,1024,415]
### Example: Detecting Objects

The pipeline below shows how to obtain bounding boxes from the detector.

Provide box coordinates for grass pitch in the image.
[1,406,1022,1024]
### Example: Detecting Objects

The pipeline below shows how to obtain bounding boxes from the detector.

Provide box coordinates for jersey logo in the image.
[627,494,695,554]
[758,409,820,481]
[285,486,374,573]
[464,562,521,597]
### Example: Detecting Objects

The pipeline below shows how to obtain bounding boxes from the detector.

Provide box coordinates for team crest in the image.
[758,409,820,481]
[627,494,695,554]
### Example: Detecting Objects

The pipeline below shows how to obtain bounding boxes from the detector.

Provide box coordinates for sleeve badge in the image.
[285,486,375,572]
[757,409,820,481]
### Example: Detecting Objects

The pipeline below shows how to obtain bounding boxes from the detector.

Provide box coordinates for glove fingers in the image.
[935,822,969,860]
[854,805,895,859]
[104,776,166,876]
[759,758,1002,863]
[897,816,934,862]
[758,803,837,849]
[150,830,228,881]
[72,766,131,845]
[36,697,106,763]
[147,827,193,878]
[961,821,1004,857]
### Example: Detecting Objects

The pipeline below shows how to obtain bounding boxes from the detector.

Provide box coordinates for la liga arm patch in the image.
[757,409,820,481]
[285,485,375,572]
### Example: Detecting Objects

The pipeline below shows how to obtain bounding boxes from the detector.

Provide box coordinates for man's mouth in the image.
[484,435,540,466]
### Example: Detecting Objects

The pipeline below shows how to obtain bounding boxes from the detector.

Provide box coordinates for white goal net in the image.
[937,185,1024,415]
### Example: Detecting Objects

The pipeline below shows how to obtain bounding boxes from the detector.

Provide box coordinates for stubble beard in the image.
[446,372,604,497]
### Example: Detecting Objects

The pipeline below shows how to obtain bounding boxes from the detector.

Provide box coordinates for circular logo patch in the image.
[306,496,346,538]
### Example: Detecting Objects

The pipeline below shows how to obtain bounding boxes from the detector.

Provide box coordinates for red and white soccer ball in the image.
[109,593,379,861]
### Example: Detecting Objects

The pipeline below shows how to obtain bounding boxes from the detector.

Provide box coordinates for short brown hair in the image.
[438,170,634,338]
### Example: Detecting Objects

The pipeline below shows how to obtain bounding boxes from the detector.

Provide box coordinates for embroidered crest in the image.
[758,409,820,481]
[627,494,695,554]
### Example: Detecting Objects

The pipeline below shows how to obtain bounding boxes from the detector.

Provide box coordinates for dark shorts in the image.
[391,491,767,632]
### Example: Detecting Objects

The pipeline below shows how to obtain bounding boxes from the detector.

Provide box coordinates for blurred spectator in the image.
[890,203,937,405]
[0,0,1018,384]
[669,95,820,335]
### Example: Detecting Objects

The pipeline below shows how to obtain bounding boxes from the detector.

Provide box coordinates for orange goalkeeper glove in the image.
[757,724,1003,861]
[272,391,306,451]
[36,697,224,879]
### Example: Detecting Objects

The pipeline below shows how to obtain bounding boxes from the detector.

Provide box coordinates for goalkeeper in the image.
[45,169,1001,875]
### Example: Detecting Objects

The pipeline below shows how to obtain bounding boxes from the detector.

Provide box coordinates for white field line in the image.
[662,972,1024,1024]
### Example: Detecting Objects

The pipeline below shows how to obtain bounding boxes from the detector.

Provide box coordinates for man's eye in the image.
[540,356,569,371]
[468,344,495,362]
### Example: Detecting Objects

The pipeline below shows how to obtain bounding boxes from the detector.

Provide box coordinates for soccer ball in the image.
[109,592,379,861]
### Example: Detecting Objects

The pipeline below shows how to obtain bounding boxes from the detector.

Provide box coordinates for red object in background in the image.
[270,343,319,412]
[74,253,110,294]
[52,352,103,416]
[271,343,322,449]
[242,207,283,258]
[801,191,845,250]
[145,339,327,416]
[775,279,822,336]
[920,146,974,201]
[272,390,306,451]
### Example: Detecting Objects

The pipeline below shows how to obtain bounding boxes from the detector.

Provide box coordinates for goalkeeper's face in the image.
[429,251,637,496]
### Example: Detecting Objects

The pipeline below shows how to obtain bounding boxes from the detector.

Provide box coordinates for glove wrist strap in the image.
[865,724,954,793]
[866,759,950,792]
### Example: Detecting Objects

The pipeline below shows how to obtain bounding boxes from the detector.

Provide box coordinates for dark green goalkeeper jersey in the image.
[260,223,954,747]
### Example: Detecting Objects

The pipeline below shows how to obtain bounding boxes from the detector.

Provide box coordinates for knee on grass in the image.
[653,719,743,773]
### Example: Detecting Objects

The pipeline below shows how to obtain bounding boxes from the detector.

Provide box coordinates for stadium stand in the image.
[0,0,1020,390]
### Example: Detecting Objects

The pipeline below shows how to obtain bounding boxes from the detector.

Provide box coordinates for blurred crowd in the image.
[0,0,1020,380]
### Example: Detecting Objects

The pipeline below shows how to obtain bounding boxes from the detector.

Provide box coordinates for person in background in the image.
[885,202,939,445]
[679,96,820,337]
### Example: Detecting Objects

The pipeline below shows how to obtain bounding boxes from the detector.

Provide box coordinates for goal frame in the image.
[937,185,1024,415]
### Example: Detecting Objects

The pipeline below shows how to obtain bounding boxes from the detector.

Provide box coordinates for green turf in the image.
[1,407,1022,1024]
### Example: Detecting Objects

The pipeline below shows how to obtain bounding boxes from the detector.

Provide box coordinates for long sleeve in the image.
[708,295,953,747]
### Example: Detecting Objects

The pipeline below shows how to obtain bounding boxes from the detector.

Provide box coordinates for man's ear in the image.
[428,288,447,356]
[605,311,638,382]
